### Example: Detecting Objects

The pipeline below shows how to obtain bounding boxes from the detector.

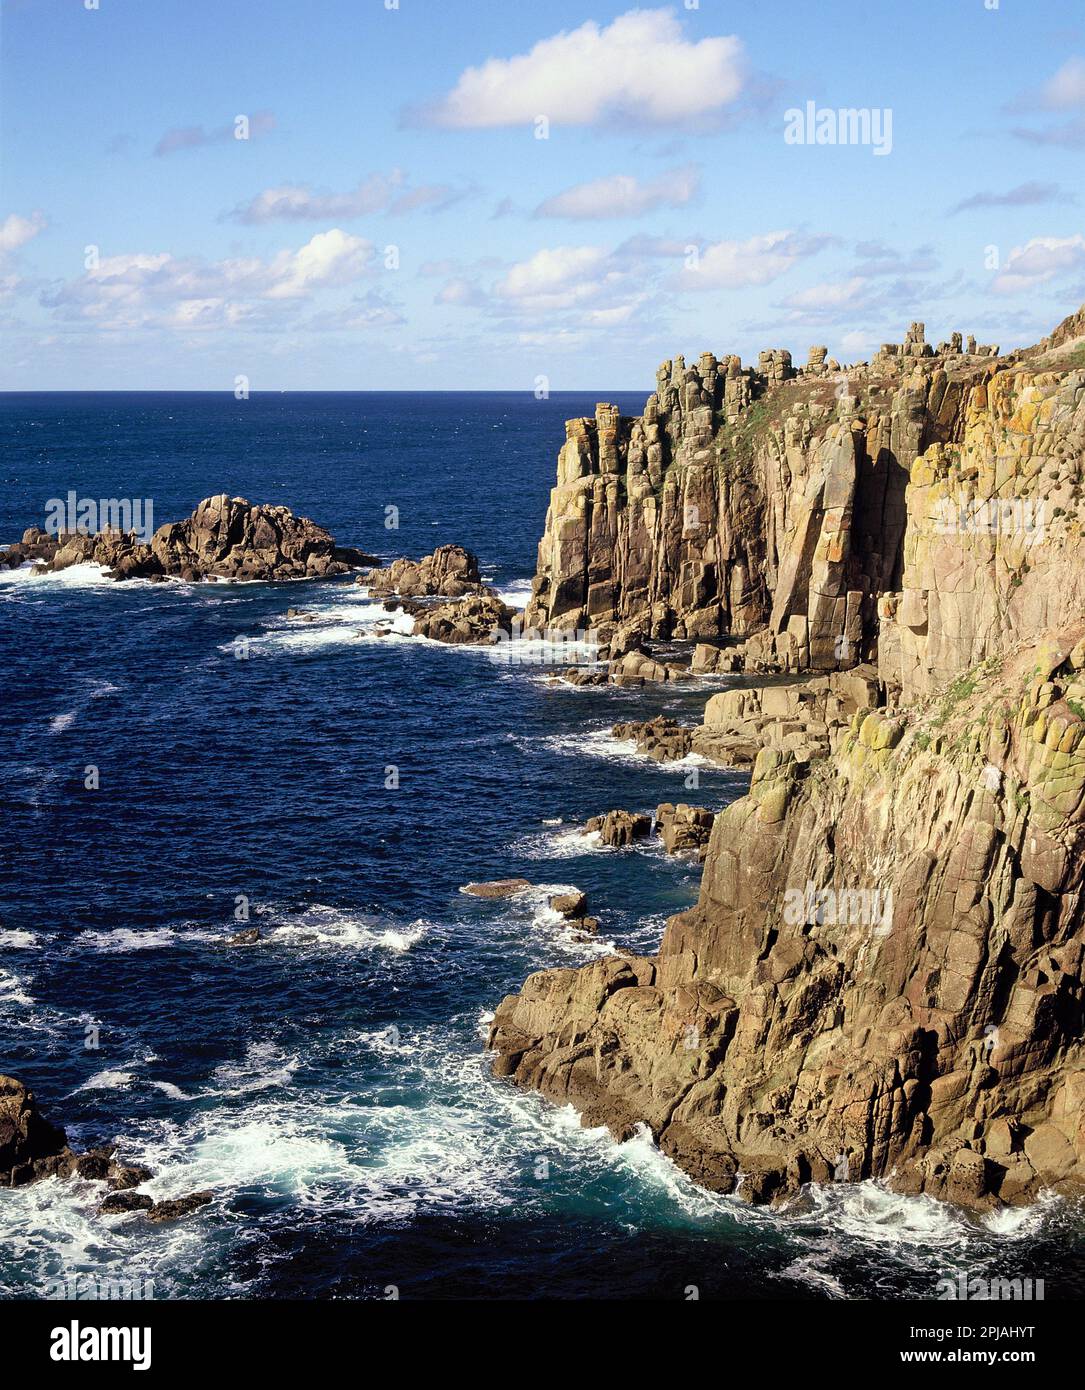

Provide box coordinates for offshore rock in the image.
[1,496,377,583]
[0,1075,70,1185]
[462,878,533,898]
[584,810,652,847]
[359,544,487,598]
[1,1076,152,1195]
[396,592,515,645]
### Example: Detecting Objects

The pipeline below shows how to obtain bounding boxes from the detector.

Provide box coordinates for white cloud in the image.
[0,211,47,255]
[783,277,867,310]
[497,246,608,303]
[420,9,744,128]
[1040,56,1085,110]
[993,234,1085,294]
[42,229,376,328]
[229,174,404,224]
[435,276,486,307]
[263,229,374,299]
[228,172,469,223]
[678,231,828,290]
[534,165,699,220]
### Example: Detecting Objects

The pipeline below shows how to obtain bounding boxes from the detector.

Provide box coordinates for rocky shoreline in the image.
[489,304,1085,1214]
[0,1076,211,1221]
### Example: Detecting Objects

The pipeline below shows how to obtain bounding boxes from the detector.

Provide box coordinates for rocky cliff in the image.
[493,304,1085,1211]
[526,313,1085,677]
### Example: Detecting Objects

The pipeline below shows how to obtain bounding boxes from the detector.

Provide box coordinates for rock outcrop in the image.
[491,625,1085,1209]
[1,495,376,583]
[359,544,487,598]
[491,303,1085,1213]
[395,592,515,645]
[1,1075,211,1218]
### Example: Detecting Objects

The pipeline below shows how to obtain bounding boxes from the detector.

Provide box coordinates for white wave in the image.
[0,929,39,950]
[529,726,708,772]
[517,884,617,959]
[777,1255,847,1298]
[797,1180,974,1249]
[260,905,429,954]
[981,1190,1061,1239]
[49,711,77,733]
[0,561,112,589]
[0,1170,213,1300]
[207,1041,299,1098]
[508,826,612,861]
[149,1081,196,1101]
[0,964,34,1008]
[70,1069,136,1095]
[488,637,601,668]
[73,927,184,953]
[494,578,533,609]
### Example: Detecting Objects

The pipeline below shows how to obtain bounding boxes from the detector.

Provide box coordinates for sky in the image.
[1,0,1083,390]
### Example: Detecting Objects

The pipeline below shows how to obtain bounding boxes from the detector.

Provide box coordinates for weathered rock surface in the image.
[524,307,1085,674]
[490,625,1085,1210]
[612,716,695,764]
[2,1075,211,1219]
[1,496,377,583]
[492,304,1085,1213]
[395,592,516,645]
[1,1075,70,1185]
[584,810,652,847]
[655,803,715,858]
[359,544,487,598]
[462,878,533,898]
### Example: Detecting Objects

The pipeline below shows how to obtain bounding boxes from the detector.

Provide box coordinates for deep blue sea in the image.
[1,392,1081,1301]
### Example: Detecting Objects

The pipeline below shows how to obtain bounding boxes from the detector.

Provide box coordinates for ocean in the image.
[1,391,1081,1301]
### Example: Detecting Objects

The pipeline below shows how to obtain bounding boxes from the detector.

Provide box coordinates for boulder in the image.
[359,545,487,598]
[461,878,532,899]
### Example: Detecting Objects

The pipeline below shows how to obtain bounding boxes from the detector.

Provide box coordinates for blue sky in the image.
[1,0,1083,389]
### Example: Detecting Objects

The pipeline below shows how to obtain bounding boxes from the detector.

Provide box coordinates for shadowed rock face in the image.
[0,1075,69,1185]
[1,494,377,583]
[491,304,1085,1212]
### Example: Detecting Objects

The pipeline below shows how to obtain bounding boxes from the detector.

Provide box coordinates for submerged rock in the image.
[461,878,532,899]
[146,1191,214,1223]
[225,928,261,947]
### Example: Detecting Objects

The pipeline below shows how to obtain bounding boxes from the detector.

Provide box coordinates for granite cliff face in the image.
[493,304,1085,1211]
[526,314,1083,677]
